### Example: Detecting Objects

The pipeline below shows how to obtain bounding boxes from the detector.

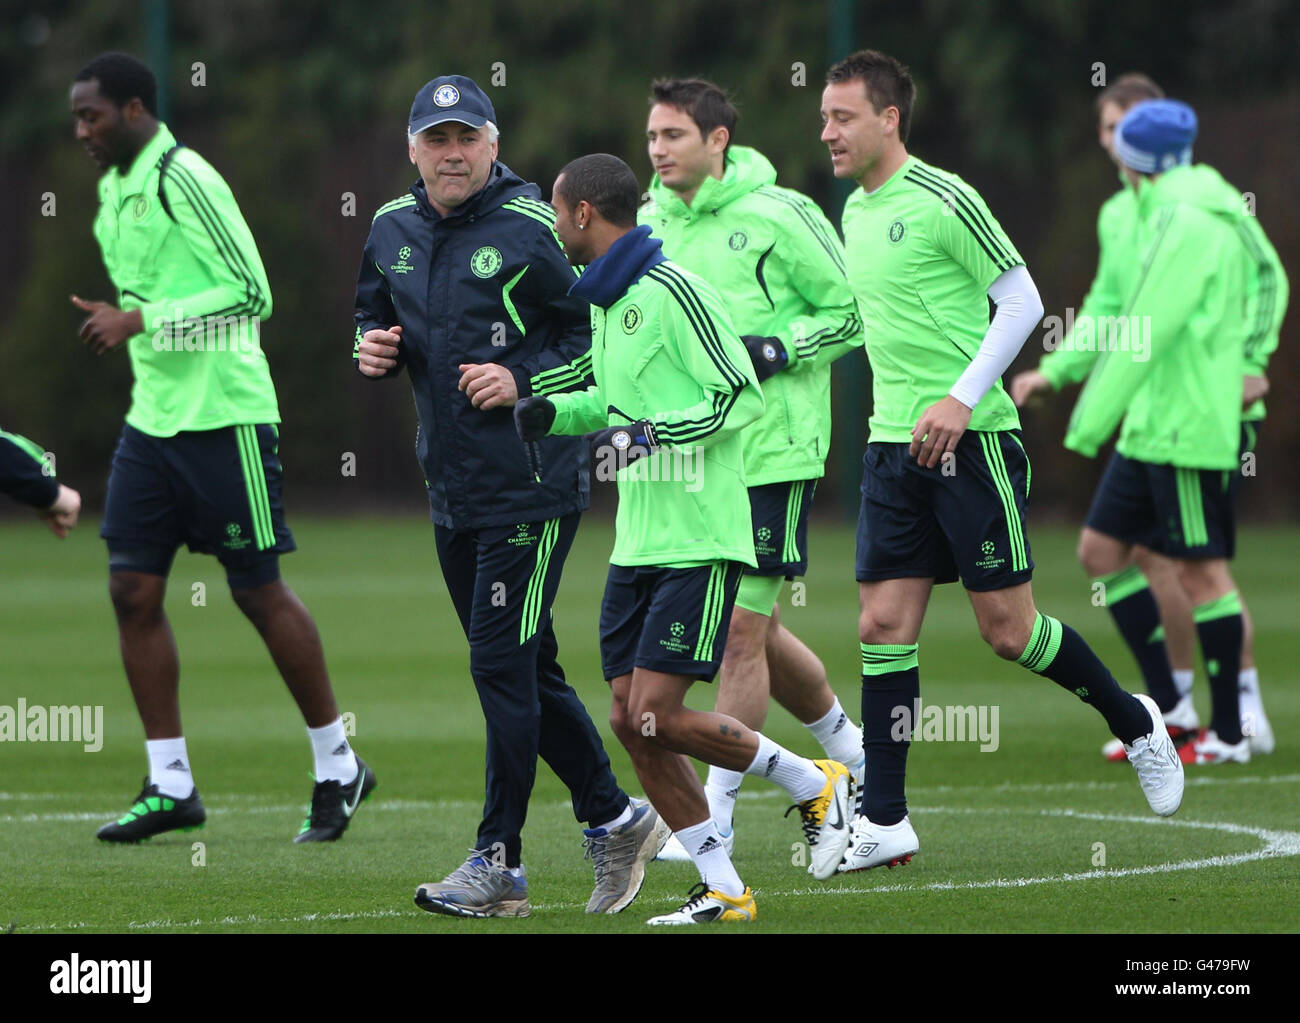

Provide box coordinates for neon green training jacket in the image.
[1064,165,1260,469]
[640,146,862,486]
[1039,184,1139,392]
[1045,170,1287,425]
[91,123,280,437]
[547,236,764,568]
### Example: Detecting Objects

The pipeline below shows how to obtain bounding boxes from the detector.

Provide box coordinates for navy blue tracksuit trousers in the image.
[434,512,626,866]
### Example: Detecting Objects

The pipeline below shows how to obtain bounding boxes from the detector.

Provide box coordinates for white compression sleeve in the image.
[948,264,1045,411]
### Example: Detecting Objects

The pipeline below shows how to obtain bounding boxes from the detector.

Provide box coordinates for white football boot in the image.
[1192,728,1252,765]
[1102,693,1198,761]
[1124,694,1185,815]
[836,814,919,873]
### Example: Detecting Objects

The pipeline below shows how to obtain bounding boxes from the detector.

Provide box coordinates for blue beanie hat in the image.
[1115,99,1198,174]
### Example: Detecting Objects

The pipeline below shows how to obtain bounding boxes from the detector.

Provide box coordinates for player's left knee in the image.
[982,619,1033,661]
[627,699,679,747]
[609,703,635,746]
[1174,559,1230,604]
[229,578,286,624]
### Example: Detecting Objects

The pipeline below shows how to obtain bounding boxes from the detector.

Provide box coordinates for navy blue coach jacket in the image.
[354,162,592,530]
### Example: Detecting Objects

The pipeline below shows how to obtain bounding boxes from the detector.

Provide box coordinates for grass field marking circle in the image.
[19,806,1299,929]
[777,804,1300,898]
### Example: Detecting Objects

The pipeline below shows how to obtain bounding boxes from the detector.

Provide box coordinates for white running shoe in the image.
[1124,694,1185,816]
[1240,702,1275,755]
[1164,693,1200,731]
[836,814,918,873]
[654,825,734,863]
[1192,728,1252,765]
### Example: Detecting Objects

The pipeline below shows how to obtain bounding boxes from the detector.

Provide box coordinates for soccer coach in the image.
[353,76,663,918]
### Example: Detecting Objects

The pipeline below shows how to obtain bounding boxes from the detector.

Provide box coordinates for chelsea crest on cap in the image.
[408,75,497,135]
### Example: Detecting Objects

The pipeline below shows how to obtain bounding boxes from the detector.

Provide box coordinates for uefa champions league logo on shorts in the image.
[975,539,1003,570]
[660,621,690,654]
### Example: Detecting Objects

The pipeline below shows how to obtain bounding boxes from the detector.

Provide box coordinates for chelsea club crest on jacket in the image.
[354,161,593,529]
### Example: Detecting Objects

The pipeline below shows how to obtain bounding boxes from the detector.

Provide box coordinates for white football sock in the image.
[676,818,744,897]
[308,718,358,784]
[1238,667,1265,718]
[146,737,195,799]
[807,698,863,766]
[744,732,825,802]
[1172,669,1195,699]
[592,802,633,833]
[704,767,743,834]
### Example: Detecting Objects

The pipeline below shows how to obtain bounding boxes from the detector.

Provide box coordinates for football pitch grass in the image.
[2,516,1297,934]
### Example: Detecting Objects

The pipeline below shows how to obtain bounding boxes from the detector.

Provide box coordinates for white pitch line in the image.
[535,806,1300,908]
[16,805,1299,929]
[19,909,413,932]
[0,798,575,825]
[5,771,1298,817]
[737,772,1300,800]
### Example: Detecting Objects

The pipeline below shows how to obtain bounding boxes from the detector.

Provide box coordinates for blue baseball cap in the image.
[1115,99,1197,174]
[408,75,496,135]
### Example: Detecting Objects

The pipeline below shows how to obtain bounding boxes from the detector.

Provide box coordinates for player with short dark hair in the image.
[1012,77,1286,761]
[70,52,376,845]
[355,80,663,920]
[515,153,855,924]
[825,50,916,144]
[649,79,739,156]
[820,50,1184,873]
[75,52,159,117]
[639,78,866,861]
[555,153,640,226]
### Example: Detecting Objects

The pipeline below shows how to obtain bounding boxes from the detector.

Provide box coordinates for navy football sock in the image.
[1193,593,1244,744]
[1096,566,1179,713]
[1017,612,1151,744]
[859,643,919,827]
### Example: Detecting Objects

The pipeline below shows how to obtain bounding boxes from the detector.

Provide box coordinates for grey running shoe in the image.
[583,798,671,914]
[414,850,530,918]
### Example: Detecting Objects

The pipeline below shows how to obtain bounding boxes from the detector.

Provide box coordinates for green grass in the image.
[2,517,1297,933]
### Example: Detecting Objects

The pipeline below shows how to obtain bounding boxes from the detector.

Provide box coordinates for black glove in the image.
[587,419,659,472]
[513,396,556,441]
[742,335,789,381]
